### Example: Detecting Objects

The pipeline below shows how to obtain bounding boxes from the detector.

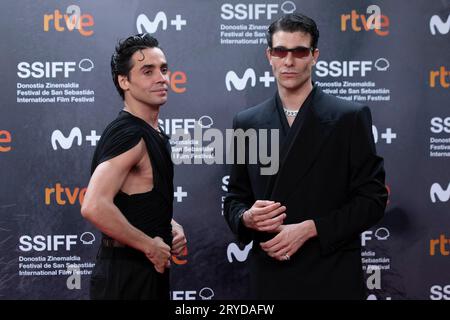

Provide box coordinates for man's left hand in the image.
[171,221,187,256]
[260,220,317,261]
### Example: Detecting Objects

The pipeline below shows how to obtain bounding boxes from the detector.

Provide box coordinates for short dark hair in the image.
[266,13,319,49]
[111,33,161,100]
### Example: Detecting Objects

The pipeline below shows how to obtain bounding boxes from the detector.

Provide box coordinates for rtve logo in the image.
[0,130,12,152]
[51,127,100,150]
[431,117,450,133]
[19,232,95,252]
[172,247,188,265]
[227,241,253,263]
[17,58,94,79]
[45,183,86,206]
[430,13,450,35]
[136,12,186,34]
[44,182,188,207]
[315,58,390,78]
[221,1,296,20]
[43,5,94,37]
[225,68,274,91]
[167,71,187,93]
[372,125,397,144]
[430,182,450,203]
[429,234,449,256]
[341,6,389,36]
[429,66,450,88]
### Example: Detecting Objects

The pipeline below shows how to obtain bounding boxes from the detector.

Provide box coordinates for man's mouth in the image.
[152,88,168,93]
[280,71,298,77]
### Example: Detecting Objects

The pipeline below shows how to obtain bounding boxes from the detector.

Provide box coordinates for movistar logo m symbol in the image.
[430,182,450,203]
[136,12,186,33]
[51,128,82,150]
[227,241,253,262]
[430,14,450,35]
[137,12,167,33]
[225,68,256,91]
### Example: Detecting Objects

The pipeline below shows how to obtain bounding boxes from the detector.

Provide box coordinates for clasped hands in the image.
[242,200,317,261]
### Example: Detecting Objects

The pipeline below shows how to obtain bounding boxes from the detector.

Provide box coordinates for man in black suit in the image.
[224,13,388,299]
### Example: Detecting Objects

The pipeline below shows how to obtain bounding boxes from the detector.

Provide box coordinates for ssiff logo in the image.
[315,58,390,78]
[430,117,450,133]
[19,232,94,252]
[137,12,186,33]
[361,227,390,246]
[221,2,296,20]
[171,287,214,300]
[43,5,94,36]
[0,130,12,152]
[430,285,450,300]
[17,59,94,79]
[159,116,214,135]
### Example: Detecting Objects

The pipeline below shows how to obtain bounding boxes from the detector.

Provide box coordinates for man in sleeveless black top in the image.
[81,34,187,300]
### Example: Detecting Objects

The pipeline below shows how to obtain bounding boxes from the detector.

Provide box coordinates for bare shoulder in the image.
[85,138,148,200]
[98,138,147,173]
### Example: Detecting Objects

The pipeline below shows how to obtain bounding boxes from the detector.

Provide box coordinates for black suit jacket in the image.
[224,86,387,299]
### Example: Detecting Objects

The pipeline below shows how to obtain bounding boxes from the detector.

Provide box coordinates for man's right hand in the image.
[144,236,171,274]
[242,200,286,232]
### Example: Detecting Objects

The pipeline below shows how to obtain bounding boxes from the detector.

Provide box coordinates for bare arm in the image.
[81,139,170,273]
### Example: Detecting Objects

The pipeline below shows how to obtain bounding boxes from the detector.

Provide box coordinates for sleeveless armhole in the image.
[91,118,143,174]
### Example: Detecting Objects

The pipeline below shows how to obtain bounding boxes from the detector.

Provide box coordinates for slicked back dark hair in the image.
[111,33,161,100]
[266,13,319,49]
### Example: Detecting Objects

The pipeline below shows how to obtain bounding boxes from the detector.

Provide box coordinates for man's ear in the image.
[118,75,129,92]
[312,48,320,65]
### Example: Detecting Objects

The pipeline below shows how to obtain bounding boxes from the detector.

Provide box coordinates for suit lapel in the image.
[254,95,284,130]
[269,87,337,203]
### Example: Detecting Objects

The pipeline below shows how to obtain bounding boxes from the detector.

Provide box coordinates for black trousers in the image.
[90,246,169,300]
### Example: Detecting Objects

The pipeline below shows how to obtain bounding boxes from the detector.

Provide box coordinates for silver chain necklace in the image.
[283,108,299,117]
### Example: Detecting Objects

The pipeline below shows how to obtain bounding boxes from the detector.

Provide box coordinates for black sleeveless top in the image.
[91,110,174,245]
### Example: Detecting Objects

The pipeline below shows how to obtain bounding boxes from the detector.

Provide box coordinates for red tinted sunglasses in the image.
[269,46,314,59]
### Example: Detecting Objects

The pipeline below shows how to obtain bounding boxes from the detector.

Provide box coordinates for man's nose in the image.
[156,70,169,83]
[283,52,295,66]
